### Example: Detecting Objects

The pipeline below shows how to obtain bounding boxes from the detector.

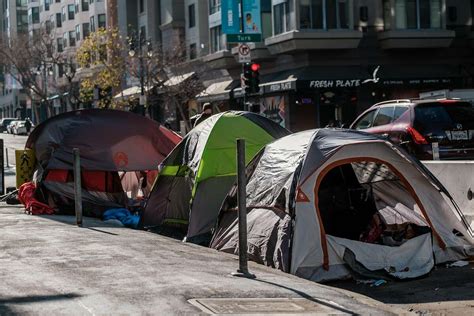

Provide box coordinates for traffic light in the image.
[243,62,260,95]
[250,63,260,94]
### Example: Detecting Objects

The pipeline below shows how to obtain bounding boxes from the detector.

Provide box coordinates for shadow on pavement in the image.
[0,293,82,314]
[327,264,474,305]
[249,278,357,315]
[40,214,129,231]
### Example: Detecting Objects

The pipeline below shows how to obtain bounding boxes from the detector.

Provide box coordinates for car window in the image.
[354,110,376,130]
[414,102,474,134]
[372,106,395,127]
[393,106,409,121]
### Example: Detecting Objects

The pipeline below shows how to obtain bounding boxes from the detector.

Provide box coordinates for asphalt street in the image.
[1,132,28,189]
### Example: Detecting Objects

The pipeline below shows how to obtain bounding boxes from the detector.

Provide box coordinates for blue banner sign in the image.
[222,0,240,34]
[222,0,262,35]
[242,0,261,34]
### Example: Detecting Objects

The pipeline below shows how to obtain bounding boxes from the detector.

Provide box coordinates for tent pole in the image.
[231,139,256,279]
[73,148,83,227]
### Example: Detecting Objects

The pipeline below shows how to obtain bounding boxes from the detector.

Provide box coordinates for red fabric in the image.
[45,169,68,182]
[82,171,106,192]
[19,182,55,215]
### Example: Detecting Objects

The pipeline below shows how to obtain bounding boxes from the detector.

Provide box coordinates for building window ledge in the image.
[230,42,274,61]
[378,29,455,49]
[203,50,239,69]
[264,30,363,54]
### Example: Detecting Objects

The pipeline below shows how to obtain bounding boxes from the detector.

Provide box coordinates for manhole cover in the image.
[188,298,352,315]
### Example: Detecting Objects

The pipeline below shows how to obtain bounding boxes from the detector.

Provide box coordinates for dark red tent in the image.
[25,109,182,216]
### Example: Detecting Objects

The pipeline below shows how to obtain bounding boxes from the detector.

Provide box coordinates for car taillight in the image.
[407,126,428,144]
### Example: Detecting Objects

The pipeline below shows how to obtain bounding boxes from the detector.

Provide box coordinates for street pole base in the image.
[231,270,256,279]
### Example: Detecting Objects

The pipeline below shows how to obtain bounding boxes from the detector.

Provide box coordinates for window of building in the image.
[273,1,290,35]
[45,20,52,34]
[300,0,350,30]
[62,6,66,22]
[383,0,391,30]
[98,14,106,28]
[209,0,221,15]
[56,12,62,28]
[210,25,223,53]
[140,26,146,39]
[82,0,89,11]
[63,32,68,47]
[139,0,144,13]
[393,0,441,29]
[58,64,64,78]
[90,16,95,32]
[68,4,75,20]
[45,0,50,11]
[69,30,76,46]
[75,0,80,14]
[75,24,81,41]
[189,43,197,60]
[57,37,63,53]
[189,4,196,28]
[83,22,90,38]
[29,7,39,24]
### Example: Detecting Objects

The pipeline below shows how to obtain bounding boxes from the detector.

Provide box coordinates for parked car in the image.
[13,121,27,135]
[0,118,16,133]
[6,120,22,134]
[350,99,474,160]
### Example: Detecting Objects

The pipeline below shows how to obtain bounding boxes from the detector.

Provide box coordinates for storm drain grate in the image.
[188,298,352,315]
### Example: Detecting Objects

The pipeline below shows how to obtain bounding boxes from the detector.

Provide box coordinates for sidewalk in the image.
[0,206,400,315]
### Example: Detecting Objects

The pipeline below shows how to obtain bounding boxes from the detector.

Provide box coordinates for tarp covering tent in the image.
[210,129,474,281]
[25,109,182,216]
[140,111,290,242]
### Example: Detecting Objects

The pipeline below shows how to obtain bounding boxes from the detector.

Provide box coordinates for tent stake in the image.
[231,139,256,279]
[73,148,83,227]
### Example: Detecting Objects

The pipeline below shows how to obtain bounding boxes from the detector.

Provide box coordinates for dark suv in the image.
[350,99,474,160]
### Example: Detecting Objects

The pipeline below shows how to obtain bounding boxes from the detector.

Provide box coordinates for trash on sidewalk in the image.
[103,208,140,229]
[18,182,54,215]
[446,260,469,268]
[355,279,387,287]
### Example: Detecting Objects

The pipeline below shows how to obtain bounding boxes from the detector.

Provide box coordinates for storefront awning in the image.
[196,80,234,102]
[163,72,195,87]
[114,86,152,100]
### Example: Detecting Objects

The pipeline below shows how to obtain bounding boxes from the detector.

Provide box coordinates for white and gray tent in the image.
[211,129,474,282]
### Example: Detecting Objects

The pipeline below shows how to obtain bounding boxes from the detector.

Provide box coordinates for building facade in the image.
[0,0,29,119]
[194,0,474,132]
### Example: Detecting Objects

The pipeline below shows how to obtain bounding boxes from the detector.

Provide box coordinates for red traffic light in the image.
[251,63,260,72]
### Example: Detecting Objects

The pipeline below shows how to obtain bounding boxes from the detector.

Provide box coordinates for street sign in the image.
[227,33,262,43]
[16,149,36,188]
[238,44,251,63]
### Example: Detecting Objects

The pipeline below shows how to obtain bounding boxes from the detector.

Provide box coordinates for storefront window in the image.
[273,1,290,34]
[300,0,349,30]
[394,0,441,30]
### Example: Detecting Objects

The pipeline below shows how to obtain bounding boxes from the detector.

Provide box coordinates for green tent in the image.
[140,111,290,243]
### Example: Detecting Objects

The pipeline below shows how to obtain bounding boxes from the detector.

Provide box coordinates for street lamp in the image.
[128,32,153,116]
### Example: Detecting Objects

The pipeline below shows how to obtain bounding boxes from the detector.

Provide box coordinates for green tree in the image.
[76,28,126,108]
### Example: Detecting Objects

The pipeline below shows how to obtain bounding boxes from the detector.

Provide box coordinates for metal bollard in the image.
[73,148,83,227]
[5,148,9,168]
[432,142,440,160]
[231,139,255,279]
